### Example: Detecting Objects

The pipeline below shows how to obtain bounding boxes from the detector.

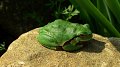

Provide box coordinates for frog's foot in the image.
[42,45,63,51]
[43,45,56,50]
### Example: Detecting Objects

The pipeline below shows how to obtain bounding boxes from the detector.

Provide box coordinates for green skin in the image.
[37,19,92,51]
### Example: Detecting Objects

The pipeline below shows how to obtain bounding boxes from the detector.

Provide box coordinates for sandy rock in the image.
[0,28,120,67]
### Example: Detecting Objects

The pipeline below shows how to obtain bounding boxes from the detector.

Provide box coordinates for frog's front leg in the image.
[62,37,83,51]
[62,43,83,51]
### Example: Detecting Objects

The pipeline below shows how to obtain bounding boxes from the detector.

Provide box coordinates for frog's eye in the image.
[80,34,86,37]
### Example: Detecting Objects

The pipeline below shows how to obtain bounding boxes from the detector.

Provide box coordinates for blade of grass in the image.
[105,0,120,23]
[69,0,120,37]
[96,0,107,35]
[69,0,95,31]
[97,0,112,22]
[105,0,120,32]
[95,0,112,36]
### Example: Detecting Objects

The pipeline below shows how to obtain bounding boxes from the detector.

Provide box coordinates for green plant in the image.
[69,0,120,37]
[0,42,6,51]
[46,0,79,21]
[46,0,65,19]
[62,5,80,20]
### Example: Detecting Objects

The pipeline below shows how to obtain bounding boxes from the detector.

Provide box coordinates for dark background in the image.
[0,0,72,56]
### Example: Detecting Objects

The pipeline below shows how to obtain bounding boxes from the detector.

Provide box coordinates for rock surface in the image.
[0,28,120,67]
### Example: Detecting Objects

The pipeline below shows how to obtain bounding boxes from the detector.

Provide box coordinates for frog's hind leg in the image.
[62,37,84,51]
[42,45,63,51]
[42,45,57,50]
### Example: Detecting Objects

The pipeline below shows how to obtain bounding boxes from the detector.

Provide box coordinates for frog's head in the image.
[76,24,92,41]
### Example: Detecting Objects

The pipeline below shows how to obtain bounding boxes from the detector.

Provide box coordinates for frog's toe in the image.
[42,45,63,51]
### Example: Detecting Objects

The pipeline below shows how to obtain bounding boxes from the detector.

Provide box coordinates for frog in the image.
[37,19,92,51]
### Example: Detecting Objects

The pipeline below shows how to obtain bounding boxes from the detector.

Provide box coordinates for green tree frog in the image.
[37,19,92,51]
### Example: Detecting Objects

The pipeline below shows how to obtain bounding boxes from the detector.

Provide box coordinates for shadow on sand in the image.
[59,39,105,53]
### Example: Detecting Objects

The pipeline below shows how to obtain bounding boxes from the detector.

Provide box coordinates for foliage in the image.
[46,0,79,21]
[62,5,80,20]
[0,42,6,51]
[46,0,65,19]
[69,0,120,37]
